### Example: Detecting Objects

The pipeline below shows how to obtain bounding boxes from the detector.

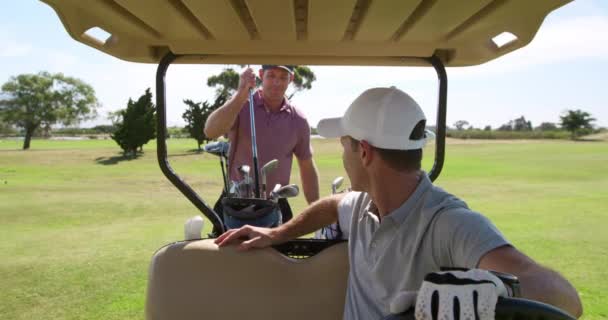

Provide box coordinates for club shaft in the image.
[262,173,266,200]
[248,87,261,198]
[220,158,228,194]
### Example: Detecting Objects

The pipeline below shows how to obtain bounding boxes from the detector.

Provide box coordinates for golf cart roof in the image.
[41,0,570,66]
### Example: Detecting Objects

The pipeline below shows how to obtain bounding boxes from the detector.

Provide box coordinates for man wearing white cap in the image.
[215,87,582,319]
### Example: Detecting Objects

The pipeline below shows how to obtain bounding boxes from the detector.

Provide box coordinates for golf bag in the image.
[221,197,281,229]
[213,192,293,232]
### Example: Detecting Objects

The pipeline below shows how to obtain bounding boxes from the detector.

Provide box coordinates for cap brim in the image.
[317,117,345,138]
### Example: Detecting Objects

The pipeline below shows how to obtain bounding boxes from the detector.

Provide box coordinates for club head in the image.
[331,176,344,194]
[271,184,299,200]
[204,141,230,157]
[272,184,282,193]
[261,159,279,174]
[238,165,251,175]
[229,181,239,197]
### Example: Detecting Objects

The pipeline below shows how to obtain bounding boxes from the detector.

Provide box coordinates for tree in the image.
[498,116,532,131]
[453,120,469,130]
[536,122,558,131]
[512,116,532,131]
[182,99,214,150]
[288,66,316,99]
[0,72,99,149]
[560,109,595,139]
[0,121,17,135]
[206,65,317,100]
[111,88,156,156]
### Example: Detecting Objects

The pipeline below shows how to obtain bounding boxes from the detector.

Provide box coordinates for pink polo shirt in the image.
[227,89,312,197]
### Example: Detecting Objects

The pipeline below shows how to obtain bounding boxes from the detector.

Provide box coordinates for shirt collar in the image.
[363,171,432,225]
[254,89,292,113]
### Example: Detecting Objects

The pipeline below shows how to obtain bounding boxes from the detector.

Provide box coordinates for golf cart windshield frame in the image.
[155,52,447,234]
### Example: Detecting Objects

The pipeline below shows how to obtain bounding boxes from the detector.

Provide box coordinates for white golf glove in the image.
[415,269,507,320]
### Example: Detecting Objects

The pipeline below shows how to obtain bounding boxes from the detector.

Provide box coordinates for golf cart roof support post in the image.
[427,54,447,182]
[155,51,225,234]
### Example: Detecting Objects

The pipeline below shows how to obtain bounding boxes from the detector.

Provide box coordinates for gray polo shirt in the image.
[341,172,509,319]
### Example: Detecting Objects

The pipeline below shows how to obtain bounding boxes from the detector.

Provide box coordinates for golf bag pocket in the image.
[221,198,282,229]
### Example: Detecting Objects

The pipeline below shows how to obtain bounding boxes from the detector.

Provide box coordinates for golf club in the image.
[204,141,230,194]
[261,159,279,199]
[247,65,261,198]
[331,176,344,195]
[238,165,251,198]
[270,184,299,201]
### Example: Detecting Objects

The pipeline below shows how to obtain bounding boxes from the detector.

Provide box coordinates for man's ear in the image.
[359,140,374,166]
[258,69,265,80]
[289,72,294,83]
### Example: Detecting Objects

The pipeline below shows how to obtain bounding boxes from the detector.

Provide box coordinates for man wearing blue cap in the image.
[205,65,320,222]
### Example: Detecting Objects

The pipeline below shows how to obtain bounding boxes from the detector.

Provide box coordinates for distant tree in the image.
[92,124,116,134]
[560,109,595,139]
[483,125,492,131]
[453,120,469,130]
[182,99,215,150]
[111,88,156,156]
[288,66,316,99]
[497,123,512,131]
[207,65,317,100]
[0,121,16,135]
[536,122,558,131]
[0,72,99,149]
[512,116,532,131]
[498,116,532,131]
[207,68,240,99]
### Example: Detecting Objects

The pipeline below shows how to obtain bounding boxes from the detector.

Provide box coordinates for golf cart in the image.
[41,0,577,319]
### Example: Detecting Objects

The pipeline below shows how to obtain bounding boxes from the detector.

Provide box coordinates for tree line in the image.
[0,67,316,152]
[451,112,597,140]
[0,70,601,151]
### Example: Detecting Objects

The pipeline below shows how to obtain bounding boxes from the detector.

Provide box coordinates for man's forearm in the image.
[300,160,320,204]
[273,194,343,243]
[518,265,583,318]
[204,91,248,139]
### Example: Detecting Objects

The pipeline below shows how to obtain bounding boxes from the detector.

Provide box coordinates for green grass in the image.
[1,138,607,319]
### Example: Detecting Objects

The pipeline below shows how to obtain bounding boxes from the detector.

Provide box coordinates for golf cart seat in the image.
[146,239,349,320]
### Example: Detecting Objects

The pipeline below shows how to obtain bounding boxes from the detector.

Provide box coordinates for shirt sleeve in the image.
[432,208,510,269]
[337,191,365,238]
[293,117,313,160]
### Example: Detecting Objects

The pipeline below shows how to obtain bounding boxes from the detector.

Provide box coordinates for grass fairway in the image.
[1,137,606,319]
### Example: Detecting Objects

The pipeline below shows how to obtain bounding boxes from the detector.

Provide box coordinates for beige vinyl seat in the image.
[146,239,349,320]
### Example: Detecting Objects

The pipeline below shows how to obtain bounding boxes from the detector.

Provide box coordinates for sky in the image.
[1,1,607,129]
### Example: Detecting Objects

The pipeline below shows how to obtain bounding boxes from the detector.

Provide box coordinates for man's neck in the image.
[261,92,284,112]
[368,170,421,219]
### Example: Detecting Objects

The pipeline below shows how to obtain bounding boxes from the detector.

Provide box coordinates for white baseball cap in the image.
[317,87,433,150]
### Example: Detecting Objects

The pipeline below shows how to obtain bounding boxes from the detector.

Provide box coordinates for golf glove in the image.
[415,269,507,320]
[388,269,507,319]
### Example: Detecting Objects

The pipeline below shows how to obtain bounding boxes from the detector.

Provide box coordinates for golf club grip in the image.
[253,156,260,198]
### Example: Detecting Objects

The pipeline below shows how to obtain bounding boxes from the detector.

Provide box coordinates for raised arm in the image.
[204,68,255,139]
[479,245,583,318]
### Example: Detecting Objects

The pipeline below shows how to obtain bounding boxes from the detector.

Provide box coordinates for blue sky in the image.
[1,1,607,129]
